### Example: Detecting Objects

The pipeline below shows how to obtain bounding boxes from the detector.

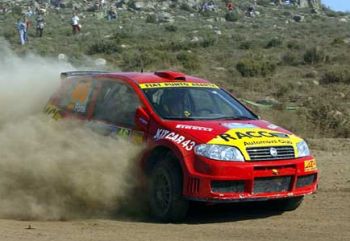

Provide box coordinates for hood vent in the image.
[154,71,186,81]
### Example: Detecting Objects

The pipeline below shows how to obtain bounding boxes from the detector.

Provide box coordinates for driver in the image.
[161,89,184,117]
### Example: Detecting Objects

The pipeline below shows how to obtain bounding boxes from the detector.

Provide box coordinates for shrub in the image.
[320,67,350,85]
[176,51,200,71]
[87,40,121,55]
[332,37,345,45]
[121,49,159,71]
[281,51,300,66]
[303,47,328,64]
[302,97,350,137]
[146,14,157,23]
[165,25,177,32]
[265,38,283,48]
[239,41,257,50]
[179,3,194,12]
[287,41,301,50]
[225,11,239,22]
[236,56,276,77]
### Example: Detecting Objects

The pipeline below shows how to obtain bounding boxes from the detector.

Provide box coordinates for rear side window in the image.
[93,81,140,127]
[59,78,95,115]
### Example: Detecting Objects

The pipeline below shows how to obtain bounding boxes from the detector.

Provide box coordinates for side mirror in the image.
[135,106,150,132]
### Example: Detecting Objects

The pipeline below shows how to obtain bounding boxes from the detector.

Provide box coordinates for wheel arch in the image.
[143,145,185,177]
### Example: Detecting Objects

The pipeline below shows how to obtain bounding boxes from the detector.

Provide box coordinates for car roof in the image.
[62,71,211,84]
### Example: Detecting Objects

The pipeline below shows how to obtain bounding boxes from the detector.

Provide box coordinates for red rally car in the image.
[45,70,318,222]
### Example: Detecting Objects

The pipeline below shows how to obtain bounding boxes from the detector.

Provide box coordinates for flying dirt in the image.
[0,39,144,220]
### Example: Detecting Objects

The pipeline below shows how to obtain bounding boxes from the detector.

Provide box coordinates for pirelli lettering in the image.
[139,82,219,89]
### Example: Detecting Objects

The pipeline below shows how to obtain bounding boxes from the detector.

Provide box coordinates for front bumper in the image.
[183,156,318,202]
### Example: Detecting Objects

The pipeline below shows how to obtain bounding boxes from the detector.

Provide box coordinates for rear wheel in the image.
[149,153,189,222]
[269,196,304,211]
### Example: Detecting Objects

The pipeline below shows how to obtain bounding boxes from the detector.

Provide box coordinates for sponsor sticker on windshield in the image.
[139,82,219,89]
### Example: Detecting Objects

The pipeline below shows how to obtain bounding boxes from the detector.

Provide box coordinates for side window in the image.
[93,81,140,128]
[59,78,95,115]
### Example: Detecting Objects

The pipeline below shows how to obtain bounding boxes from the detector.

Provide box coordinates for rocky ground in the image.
[0,138,349,241]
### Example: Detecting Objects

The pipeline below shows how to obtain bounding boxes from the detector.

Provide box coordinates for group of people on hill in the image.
[16,13,45,45]
[14,0,264,46]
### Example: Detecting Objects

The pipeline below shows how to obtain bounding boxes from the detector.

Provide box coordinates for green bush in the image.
[303,47,328,64]
[287,41,301,50]
[179,3,194,12]
[165,25,178,32]
[302,97,350,137]
[236,56,276,77]
[239,41,257,50]
[332,37,345,45]
[87,40,121,55]
[146,14,157,23]
[176,51,200,71]
[225,11,239,22]
[281,51,300,66]
[320,67,350,85]
[265,38,283,48]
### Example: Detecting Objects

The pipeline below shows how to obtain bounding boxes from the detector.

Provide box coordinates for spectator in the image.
[71,13,81,34]
[16,17,27,45]
[25,6,33,17]
[226,1,234,11]
[36,14,45,37]
[107,7,117,21]
[24,16,31,42]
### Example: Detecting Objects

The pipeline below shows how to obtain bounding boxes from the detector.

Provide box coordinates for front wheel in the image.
[148,154,189,222]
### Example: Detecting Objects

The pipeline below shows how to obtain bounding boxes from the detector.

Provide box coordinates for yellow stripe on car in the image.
[139,82,219,89]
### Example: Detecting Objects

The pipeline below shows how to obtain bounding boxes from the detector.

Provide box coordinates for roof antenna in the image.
[139,47,144,73]
[140,57,144,73]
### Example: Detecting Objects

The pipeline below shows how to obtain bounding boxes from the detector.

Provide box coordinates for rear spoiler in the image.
[60,71,110,79]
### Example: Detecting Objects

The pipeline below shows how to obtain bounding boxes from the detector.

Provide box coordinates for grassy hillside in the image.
[1,0,349,138]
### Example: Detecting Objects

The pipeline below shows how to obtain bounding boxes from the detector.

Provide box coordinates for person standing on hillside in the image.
[71,13,80,34]
[36,14,45,37]
[16,17,27,45]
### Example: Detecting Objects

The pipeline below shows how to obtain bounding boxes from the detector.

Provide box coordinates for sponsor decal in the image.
[267,124,279,130]
[217,130,289,142]
[304,159,317,172]
[221,123,256,129]
[154,128,196,151]
[176,124,213,132]
[44,104,62,120]
[208,127,302,161]
[139,82,219,89]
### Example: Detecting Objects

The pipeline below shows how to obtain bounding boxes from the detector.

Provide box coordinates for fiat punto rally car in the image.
[45,71,318,222]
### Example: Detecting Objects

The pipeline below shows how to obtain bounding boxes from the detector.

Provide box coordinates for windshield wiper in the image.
[164,117,196,120]
[209,115,256,120]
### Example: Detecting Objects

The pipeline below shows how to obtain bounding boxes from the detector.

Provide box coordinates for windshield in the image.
[142,87,258,120]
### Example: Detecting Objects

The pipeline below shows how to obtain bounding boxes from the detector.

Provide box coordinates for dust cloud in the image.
[0,39,144,220]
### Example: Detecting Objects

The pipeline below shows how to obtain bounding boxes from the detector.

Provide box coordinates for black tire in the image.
[269,196,304,212]
[148,153,189,222]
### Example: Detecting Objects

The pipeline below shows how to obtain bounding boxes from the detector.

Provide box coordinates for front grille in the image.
[211,180,245,193]
[253,176,292,194]
[247,146,295,161]
[296,174,316,188]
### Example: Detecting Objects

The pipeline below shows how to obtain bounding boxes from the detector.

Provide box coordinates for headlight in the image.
[194,144,244,162]
[296,141,310,157]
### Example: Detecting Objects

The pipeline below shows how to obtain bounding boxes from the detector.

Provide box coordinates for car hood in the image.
[162,119,304,160]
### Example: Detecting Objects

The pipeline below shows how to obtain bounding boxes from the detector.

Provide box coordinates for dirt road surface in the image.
[0,139,349,241]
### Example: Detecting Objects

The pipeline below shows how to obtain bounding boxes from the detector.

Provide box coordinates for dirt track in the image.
[0,139,349,241]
